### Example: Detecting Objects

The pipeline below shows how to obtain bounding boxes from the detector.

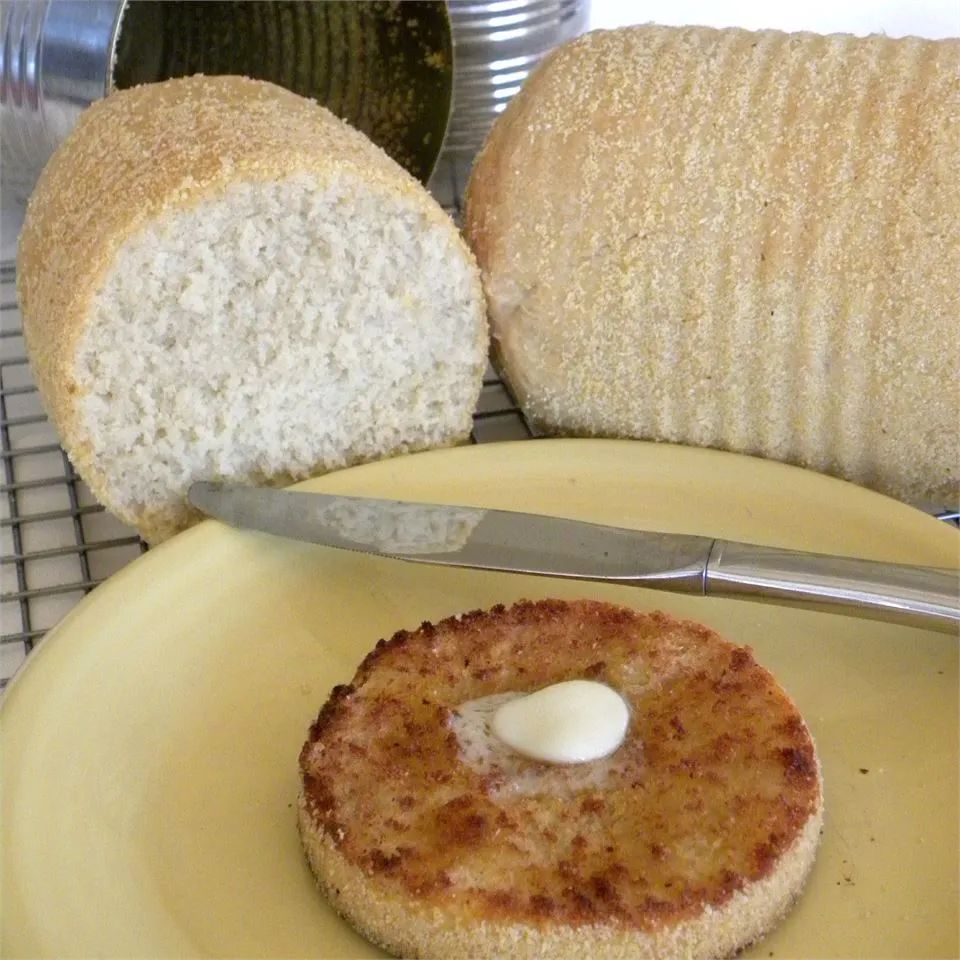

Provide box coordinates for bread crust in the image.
[16,75,485,542]
[465,26,960,507]
[299,599,823,958]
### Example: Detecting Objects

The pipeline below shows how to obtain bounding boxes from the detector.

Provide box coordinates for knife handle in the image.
[705,540,960,632]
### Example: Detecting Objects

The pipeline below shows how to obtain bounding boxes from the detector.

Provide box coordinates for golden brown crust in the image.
[465,26,960,506]
[16,75,481,541]
[299,599,823,956]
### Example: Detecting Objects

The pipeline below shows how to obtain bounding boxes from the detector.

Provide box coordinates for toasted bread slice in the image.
[299,599,823,958]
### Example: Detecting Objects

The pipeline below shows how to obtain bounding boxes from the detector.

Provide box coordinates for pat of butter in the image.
[490,680,629,764]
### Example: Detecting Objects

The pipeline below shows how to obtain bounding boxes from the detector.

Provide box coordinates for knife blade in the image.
[187,482,960,631]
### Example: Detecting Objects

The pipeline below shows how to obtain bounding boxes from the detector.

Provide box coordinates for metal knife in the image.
[187,482,960,632]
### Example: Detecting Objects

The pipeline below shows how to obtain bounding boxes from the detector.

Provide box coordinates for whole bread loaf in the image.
[465,25,959,506]
[18,75,487,543]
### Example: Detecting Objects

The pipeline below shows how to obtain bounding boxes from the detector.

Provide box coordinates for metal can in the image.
[445,0,590,156]
[1,0,456,197]
[1,1,120,197]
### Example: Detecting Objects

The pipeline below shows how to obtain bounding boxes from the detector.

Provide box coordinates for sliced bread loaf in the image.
[17,75,487,543]
[465,26,959,507]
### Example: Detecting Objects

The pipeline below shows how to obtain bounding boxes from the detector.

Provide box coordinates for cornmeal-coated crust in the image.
[465,25,960,506]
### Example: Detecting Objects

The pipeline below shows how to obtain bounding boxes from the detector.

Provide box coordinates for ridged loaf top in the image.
[465,26,960,506]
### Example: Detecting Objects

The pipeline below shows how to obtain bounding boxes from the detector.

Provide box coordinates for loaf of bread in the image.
[17,75,487,543]
[465,25,959,507]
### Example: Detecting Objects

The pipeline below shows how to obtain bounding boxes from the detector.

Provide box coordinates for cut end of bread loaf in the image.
[17,77,488,543]
[76,171,484,541]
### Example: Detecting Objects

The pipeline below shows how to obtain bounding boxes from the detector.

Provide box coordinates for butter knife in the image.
[187,482,960,632]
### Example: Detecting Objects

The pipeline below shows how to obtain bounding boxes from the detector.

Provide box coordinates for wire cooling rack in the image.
[0,158,536,689]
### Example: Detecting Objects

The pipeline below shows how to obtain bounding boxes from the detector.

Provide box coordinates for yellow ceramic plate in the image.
[2,440,957,959]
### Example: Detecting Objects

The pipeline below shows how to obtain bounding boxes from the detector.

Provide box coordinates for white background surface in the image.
[588,0,959,37]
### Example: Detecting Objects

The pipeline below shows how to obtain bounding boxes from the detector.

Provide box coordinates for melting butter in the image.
[490,680,628,764]
[450,692,627,797]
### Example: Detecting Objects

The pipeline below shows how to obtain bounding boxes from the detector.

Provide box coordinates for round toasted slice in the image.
[298,599,823,959]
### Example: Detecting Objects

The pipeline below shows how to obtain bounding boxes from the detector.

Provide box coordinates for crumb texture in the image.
[299,599,823,958]
[75,173,482,533]
[465,25,960,507]
[17,76,487,542]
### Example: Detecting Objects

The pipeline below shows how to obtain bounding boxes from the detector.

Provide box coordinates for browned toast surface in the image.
[299,599,820,936]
